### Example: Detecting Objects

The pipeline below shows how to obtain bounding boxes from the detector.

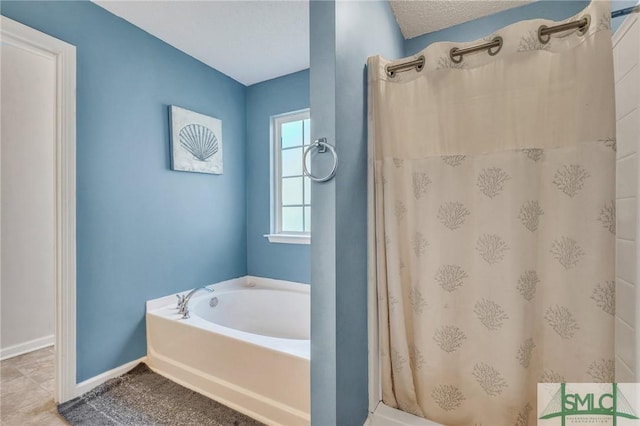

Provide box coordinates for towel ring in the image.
[303,138,338,183]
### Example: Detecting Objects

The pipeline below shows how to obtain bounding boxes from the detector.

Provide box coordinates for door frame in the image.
[1,16,77,403]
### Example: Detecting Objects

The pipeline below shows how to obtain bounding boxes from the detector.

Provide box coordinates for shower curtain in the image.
[368,2,616,424]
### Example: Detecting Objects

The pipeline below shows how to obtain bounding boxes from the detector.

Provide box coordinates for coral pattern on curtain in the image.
[368,2,616,425]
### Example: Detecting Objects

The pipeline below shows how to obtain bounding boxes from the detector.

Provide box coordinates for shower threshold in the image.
[365,402,444,426]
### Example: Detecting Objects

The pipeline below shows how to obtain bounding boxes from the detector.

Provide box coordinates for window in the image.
[266,109,311,244]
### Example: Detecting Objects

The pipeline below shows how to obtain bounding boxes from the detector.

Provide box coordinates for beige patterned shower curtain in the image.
[368,2,616,425]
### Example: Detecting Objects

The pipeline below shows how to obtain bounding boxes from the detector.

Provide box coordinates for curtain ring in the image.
[577,15,591,36]
[487,36,503,56]
[538,15,590,45]
[538,25,551,45]
[303,138,338,183]
[450,47,463,64]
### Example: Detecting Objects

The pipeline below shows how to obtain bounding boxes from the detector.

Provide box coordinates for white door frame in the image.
[1,16,77,403]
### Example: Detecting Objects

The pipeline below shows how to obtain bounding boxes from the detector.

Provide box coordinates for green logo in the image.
[539,383,639,425]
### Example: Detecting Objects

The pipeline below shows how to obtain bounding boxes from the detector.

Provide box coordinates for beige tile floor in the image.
[0,347,68,425]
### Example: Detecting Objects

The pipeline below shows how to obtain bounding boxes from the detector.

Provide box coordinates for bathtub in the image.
[146,276,310,426]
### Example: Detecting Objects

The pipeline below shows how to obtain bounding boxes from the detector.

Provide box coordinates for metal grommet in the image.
[538,25,551,45]
[385,66,396,78]
[415,55,425,71]
[450,48,462,64]
[488,36,503,56]
[303,138,338,183]
[577,15,591,36]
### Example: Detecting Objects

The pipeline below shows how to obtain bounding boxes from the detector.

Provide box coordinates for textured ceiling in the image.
[390,0,535,39]
[93,1,309,86]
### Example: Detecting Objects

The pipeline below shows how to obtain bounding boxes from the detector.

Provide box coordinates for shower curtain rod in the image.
[385,5,640,78]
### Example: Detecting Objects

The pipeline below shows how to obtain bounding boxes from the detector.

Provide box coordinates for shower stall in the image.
[365,1,638,424]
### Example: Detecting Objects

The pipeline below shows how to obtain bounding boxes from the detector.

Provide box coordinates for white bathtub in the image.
[146,276,310,426]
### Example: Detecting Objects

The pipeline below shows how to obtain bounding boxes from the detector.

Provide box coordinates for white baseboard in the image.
[74,356,146,398]
[0,335,54,361]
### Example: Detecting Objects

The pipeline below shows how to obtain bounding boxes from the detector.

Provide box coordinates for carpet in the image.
[58,364,264,426]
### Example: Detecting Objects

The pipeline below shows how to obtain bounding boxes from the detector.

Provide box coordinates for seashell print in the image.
[179,124,219,162]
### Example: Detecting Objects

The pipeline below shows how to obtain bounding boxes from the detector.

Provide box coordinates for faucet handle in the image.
[176,294,185,309]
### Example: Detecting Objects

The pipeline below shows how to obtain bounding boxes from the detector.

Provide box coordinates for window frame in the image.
[265,108,311,245]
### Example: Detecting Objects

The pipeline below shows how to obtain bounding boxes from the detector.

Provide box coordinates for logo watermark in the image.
[538,383,640,425]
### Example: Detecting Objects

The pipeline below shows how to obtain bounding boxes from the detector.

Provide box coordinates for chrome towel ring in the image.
[303,138,338,183]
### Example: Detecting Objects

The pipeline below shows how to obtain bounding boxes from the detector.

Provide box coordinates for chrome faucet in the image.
[177,286,213,319]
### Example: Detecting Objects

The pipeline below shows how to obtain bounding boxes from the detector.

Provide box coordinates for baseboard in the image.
[0,335,54,361]
[74,356,146,398]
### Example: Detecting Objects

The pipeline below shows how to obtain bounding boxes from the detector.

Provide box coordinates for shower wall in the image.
[613,13,640,383]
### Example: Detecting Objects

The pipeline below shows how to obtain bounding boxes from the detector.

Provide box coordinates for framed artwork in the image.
[170,105,223,174]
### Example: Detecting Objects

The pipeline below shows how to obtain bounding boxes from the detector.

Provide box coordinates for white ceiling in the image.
[93,1,537,85]
[93,0,309,86]
[390,0,535,39]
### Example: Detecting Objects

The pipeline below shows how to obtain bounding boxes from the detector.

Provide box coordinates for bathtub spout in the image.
[178,287,214,319]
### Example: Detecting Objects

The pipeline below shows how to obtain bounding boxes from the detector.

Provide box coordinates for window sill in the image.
[264,234,310,245]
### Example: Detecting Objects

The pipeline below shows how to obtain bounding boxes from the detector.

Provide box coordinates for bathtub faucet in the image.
[177,286,214,319]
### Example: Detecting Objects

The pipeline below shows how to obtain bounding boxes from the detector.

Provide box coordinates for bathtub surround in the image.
[58,364,262,426]
[246,70,310,284]
[146,276,310,425]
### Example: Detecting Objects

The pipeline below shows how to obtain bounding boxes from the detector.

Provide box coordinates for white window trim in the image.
[266,108,310,245]
[264,233,310,244]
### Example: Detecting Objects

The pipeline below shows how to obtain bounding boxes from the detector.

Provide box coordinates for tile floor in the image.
[0,347,68,425]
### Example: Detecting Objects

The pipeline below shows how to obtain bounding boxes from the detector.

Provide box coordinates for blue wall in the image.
[1,1,247,382]
[310,1,404,424]
[246,70,310,284]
